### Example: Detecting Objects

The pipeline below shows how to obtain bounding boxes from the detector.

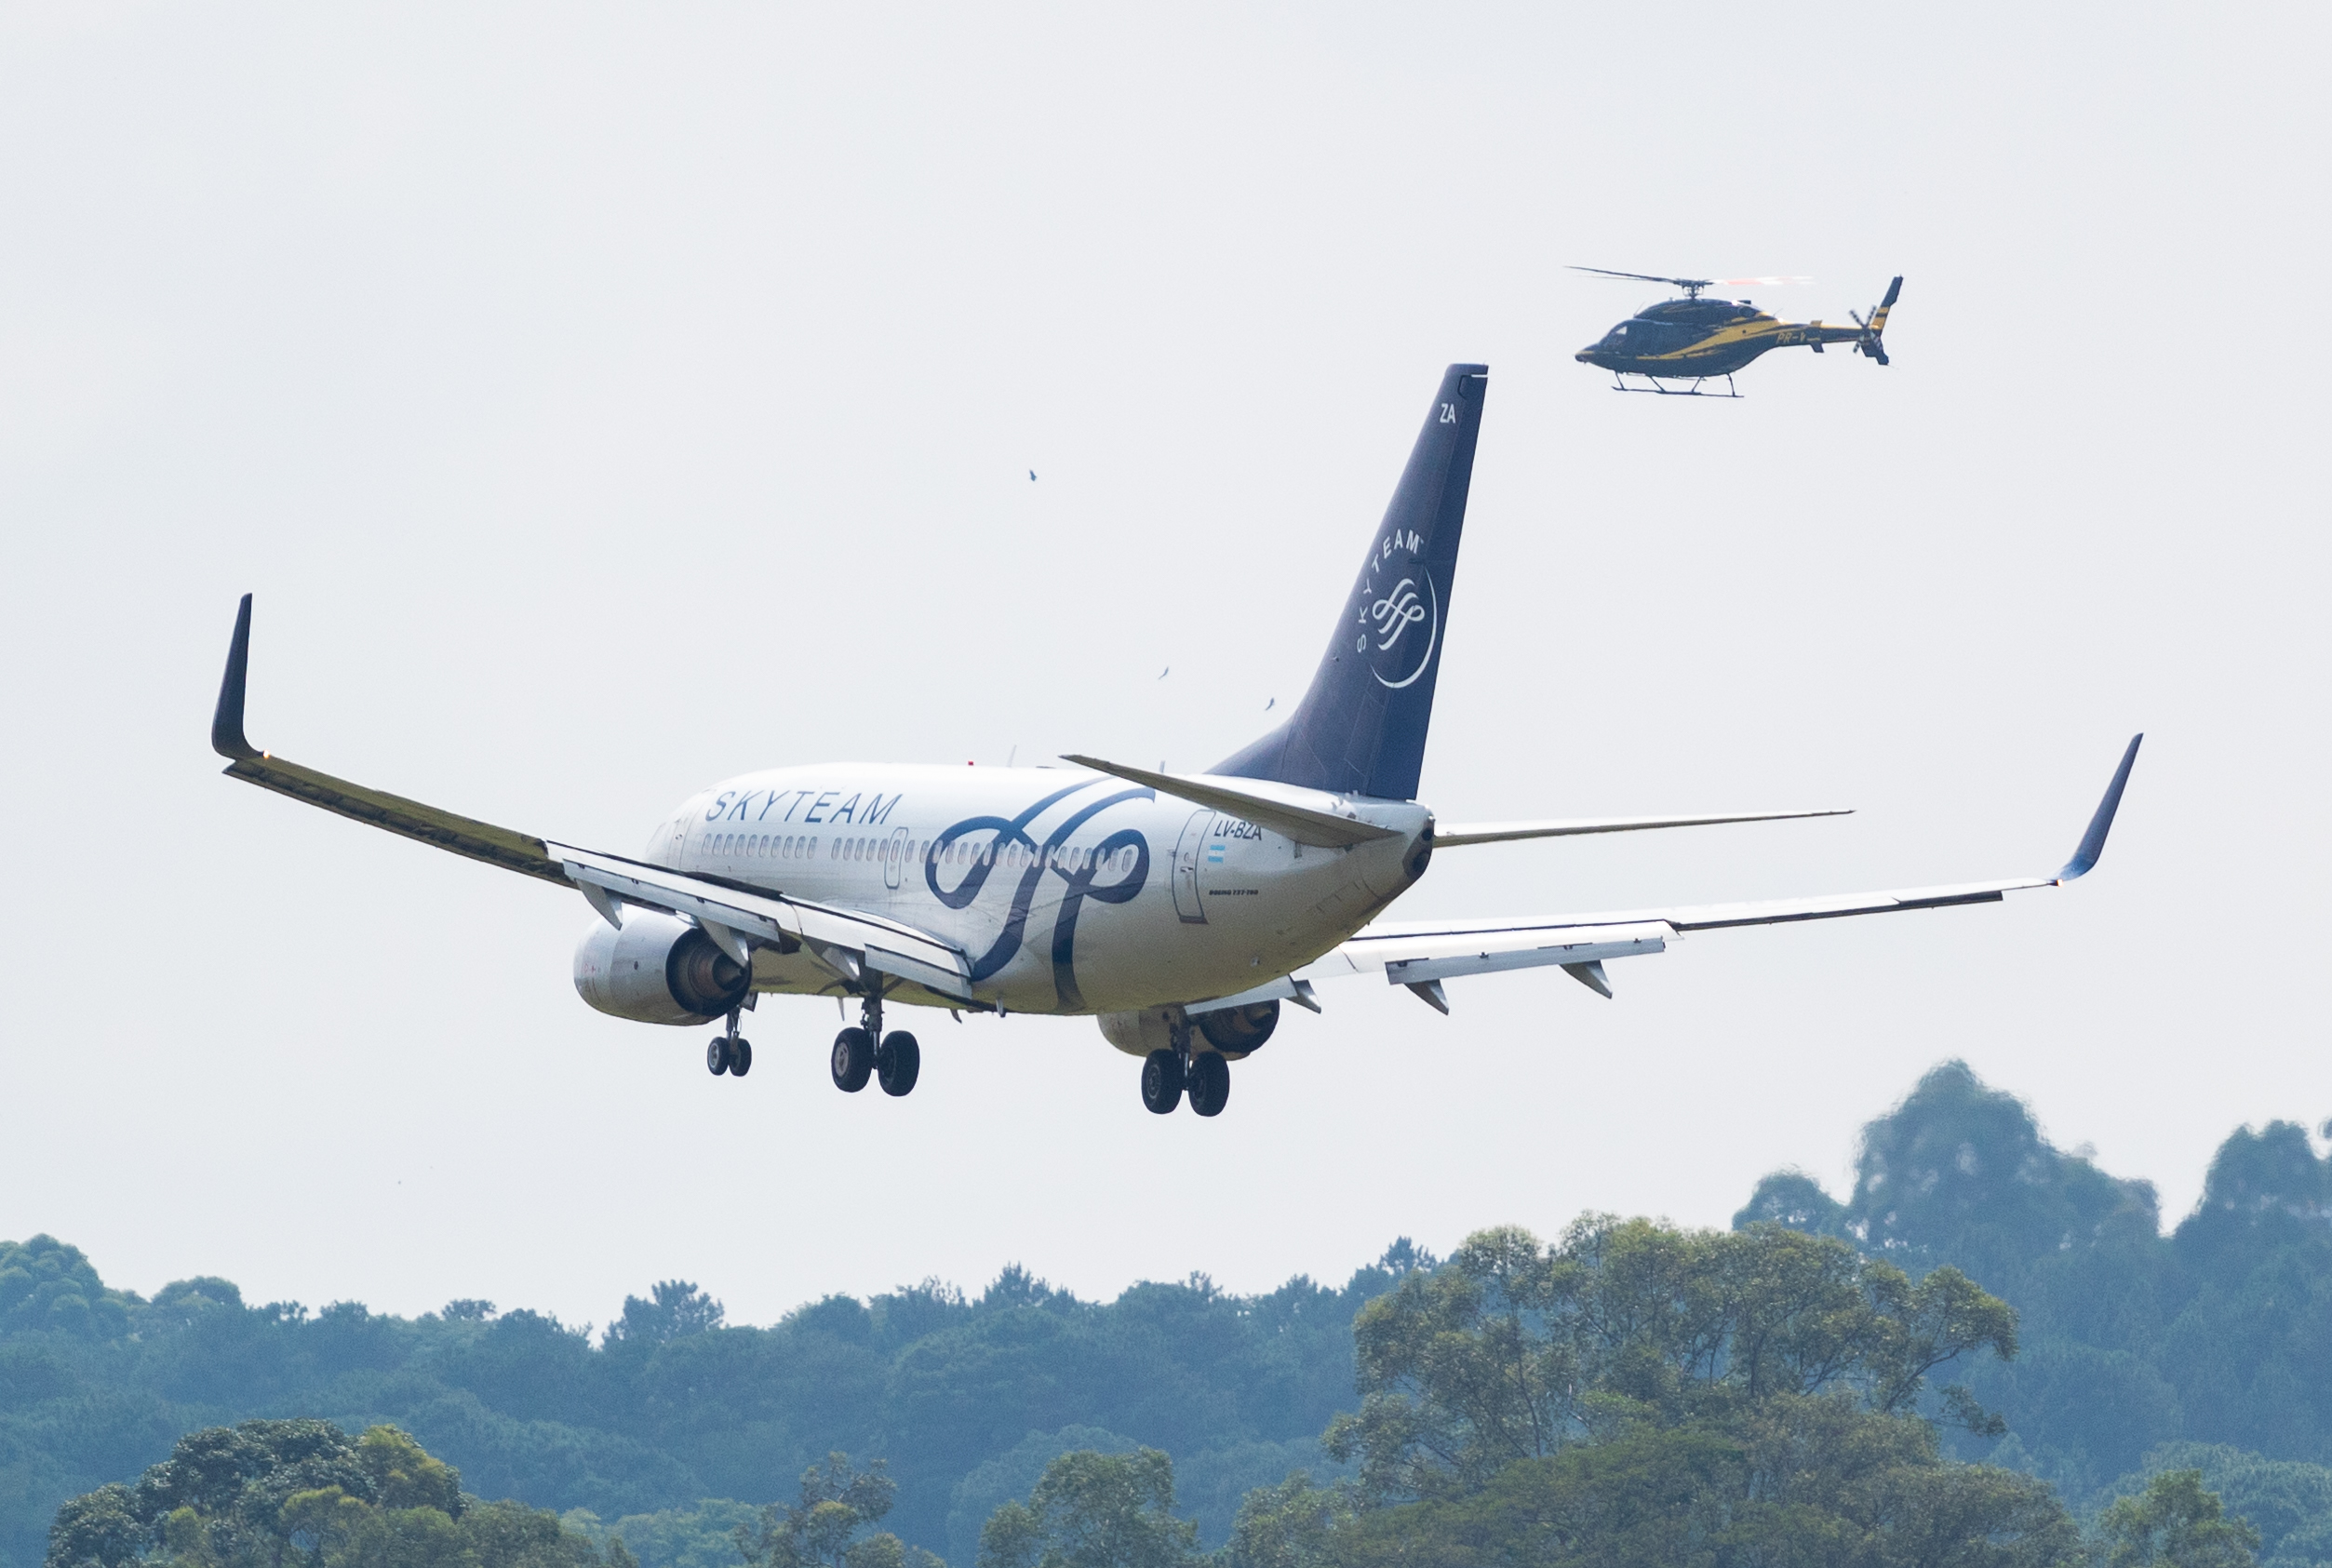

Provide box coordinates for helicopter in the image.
[1573,268,1902,397]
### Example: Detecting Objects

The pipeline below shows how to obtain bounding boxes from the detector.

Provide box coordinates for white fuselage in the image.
[645,764,1433,1019]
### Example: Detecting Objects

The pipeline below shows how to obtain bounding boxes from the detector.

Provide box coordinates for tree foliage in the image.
[43,1420,608,1568]
[1736,1060,2332,1501]
[0,1248,1415,1563]
[734,1454,936,1568]
[1324,1217,2016,1505]
[23,1061,2332,1564]
[1198,1216,2074,1568]
[2095,1469,2259,1568]
[975,1449,1197,1568]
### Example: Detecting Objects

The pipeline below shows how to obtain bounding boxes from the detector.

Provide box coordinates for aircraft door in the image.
[1173,809,1213,923]
[882,826,911,891]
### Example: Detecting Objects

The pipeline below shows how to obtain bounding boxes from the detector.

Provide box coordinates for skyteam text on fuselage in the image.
[209,363,2138,1118]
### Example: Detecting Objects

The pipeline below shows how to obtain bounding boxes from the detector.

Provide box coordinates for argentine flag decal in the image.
[1206,843,1226,864]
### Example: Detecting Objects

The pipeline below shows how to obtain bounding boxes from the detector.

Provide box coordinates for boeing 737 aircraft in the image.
[209,364,2140,1117]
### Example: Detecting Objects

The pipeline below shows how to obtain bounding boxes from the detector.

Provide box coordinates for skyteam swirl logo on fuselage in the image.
[1357,528,1440,690]
[926,779,1153,1011]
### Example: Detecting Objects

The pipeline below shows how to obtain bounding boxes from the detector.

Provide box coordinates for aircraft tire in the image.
[706,1037,730,1076]
[1187,1052,1230,1118]
[1141,1049,1186,1115]
[730,1039,753,1078]
[876,1032,920,1097]
[831,1027,874,1092]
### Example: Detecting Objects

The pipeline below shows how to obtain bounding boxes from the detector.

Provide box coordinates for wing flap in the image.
[1383,929,1673,985]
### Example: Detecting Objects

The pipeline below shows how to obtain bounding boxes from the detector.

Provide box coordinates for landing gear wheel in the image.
[876,1031,920,1097]
[1141,1050,1185,1115]
[729,1039,753,1078]
[831,1027,874,1092]
[706,1037,731,1076]
[1186,1052,1230,1118]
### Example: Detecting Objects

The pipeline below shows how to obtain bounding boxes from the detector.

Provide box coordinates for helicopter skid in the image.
[1609,371,1742,398]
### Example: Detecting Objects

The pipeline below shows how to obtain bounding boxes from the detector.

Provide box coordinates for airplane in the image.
[208,364,2140,1118]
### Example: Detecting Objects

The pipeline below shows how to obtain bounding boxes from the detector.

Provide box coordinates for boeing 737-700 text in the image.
[209,364,2140,1117]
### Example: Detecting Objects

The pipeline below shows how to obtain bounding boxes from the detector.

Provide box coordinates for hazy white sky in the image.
[3,3,2326,1331]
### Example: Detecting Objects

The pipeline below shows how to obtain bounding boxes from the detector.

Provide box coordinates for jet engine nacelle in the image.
[1097,999,1280,1060]
[573,911,750,1025]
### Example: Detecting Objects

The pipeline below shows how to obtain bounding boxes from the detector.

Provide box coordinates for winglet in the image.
[212,593,261,760]
[2057,733,2142,882]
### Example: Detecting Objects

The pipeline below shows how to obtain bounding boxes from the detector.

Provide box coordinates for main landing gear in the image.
[1141,1018,1229,1117]
[706,1008,753,1079]
[831,993,919,1098]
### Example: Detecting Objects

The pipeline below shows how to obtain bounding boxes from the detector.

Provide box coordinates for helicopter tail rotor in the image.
[1856,275,1903,365]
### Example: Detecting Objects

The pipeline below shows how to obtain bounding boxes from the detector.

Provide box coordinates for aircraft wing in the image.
[1432,807,1850,847]
[209,594,973,1001]
[1197,735,2140,1015]
[543,842,972,1001]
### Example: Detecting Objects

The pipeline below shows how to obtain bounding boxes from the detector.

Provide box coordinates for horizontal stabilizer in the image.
[1059,756,1401,848]
[1433,807,1849,847]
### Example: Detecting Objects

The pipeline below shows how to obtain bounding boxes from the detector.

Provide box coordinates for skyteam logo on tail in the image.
[1358,529,1440,690]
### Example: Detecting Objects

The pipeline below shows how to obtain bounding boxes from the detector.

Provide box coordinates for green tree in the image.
[735,1454,937,1568]
[45,1419,610,1568]
[2096,1470,2259,1568]
[976,1450,1198,1568]
[1324,1218,2017,1504]
[47,1485,144,1568]
[1316,1395,2077,1568]
[354,1427,462,1515]
[1218,1474,1352,1568]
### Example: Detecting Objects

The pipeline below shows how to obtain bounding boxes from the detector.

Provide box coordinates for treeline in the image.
[1738,1062,2332,1502]
[0,1237,1413,1565]
[12,1059,2332,1564]
[39,1220,2071,1567]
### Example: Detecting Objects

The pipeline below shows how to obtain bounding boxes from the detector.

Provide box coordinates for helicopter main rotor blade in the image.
[1568,265,1716,291]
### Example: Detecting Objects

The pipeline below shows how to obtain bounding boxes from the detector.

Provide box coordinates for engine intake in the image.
[573,912,750,1025]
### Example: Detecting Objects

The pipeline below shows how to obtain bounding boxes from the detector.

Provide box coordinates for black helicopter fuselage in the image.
[1575,297,1882,379]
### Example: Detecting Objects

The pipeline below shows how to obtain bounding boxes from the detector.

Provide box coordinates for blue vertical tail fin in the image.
[1213,364,1488,801]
